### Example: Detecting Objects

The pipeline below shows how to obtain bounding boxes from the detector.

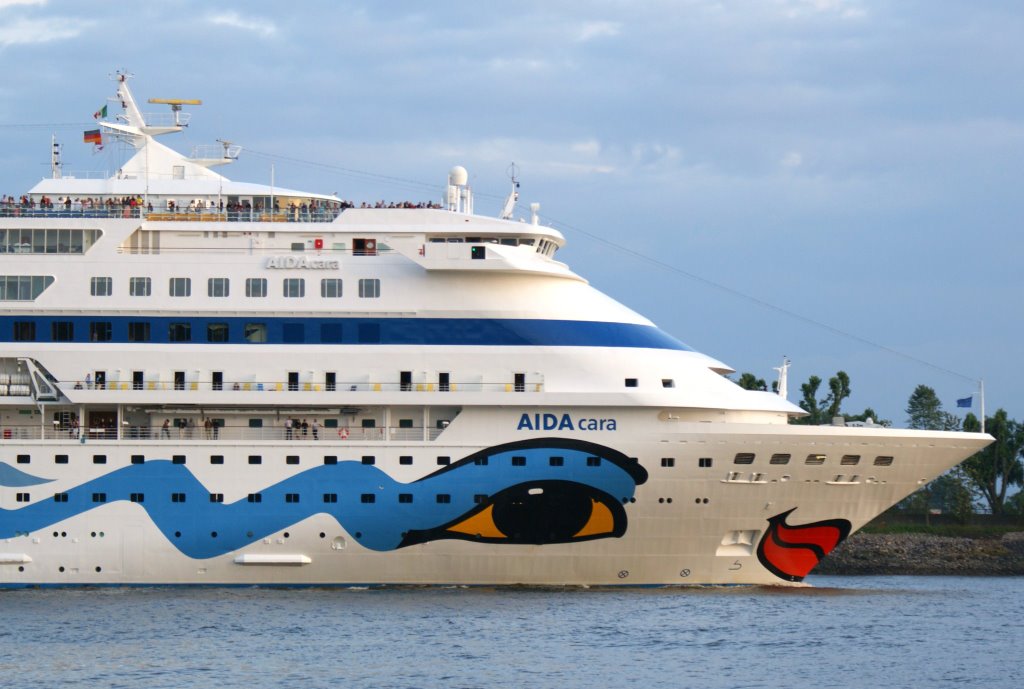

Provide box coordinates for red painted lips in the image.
[756,509,852,582]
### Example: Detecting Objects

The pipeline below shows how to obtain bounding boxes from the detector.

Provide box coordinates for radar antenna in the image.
[147,97,203,127]
[499,162,520,220]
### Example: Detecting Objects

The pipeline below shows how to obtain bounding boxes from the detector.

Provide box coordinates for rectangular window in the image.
[806,454,827,465]
[171,455,186,465]
[129,277,151,297]
[0,275,54,301]
[51,321,74,341]
[662,379,675,388]
[324,455,338,465]
[325,372,337,391]
[286,455,300,465]
[210,493,224,503]
[323,493,338,503]
[244,323,267,343]
[549,456,564,467]
[171,492,186,503]
[398,493,413,504]
[55,454,69,464]
[168,322,191,342]
[130,493,145,503]
[247,493,262,503]
[358,278,380,298]
[283,278,305,298]
[437,456,451,466]
[361,493,376,504]
[321,278,343,298]
[16,493,30,503]
[511,456,526,466]
[93,493,107,503]
[361,456,376,465]
[321,323,343,344]
[54,492,69,502]
[661,457,675,468]
[245,277,267,298]
[128,321,150,342]
[842,455,862,465]
[399,456,413,465]
[90,321,112,342]
[207,277,230,297]
[586,456,601,467]
[874,455,894,466]
[698,457,713,468]
[90,276,112,296]
[770,454,791,465]
[734,453,755,465]
[248,455,262,465]
[16,454,29,464]
[130,454,144,464]
[624,378,638,388]
[13,321,35,341]
[207,322,229,343]
[169,277,191,297]
[210,455,224,465]
[285,493,300,504]
[474,457,489,466]
[93,454,107,464]
[436,494,451,504]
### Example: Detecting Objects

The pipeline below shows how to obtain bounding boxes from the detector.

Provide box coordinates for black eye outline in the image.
[398,479,628,548]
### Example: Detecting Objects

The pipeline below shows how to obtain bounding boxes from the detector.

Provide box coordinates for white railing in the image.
[65,380,542,394]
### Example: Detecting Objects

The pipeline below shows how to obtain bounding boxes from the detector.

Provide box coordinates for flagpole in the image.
[980,379,985,434]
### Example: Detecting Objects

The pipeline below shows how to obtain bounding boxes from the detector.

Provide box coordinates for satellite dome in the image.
[449,165,469,186]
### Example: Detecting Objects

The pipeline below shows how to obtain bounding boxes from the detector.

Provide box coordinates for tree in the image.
[736,372,767,391]
[793,371,851,425]
[961,410,1024,515]
[906,384,944,430]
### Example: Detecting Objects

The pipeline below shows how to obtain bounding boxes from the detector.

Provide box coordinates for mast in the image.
[50,135,62,179]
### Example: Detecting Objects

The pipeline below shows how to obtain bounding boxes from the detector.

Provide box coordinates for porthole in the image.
[95,566,102,573]
[175,531,182,538]
[319,532,326,539]
[283,532,290,538]
[59,566,65,573]
[211,531,218,538]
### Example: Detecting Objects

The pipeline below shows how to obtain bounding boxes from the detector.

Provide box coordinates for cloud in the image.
[774,0,866,20]
[781,151,803,168]
[0,0,46,9]
[206,11,277,38]
[577,20,620,42]
[0,17,87,47]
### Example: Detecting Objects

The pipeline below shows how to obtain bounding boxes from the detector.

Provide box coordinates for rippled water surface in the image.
[1,576,1021,689]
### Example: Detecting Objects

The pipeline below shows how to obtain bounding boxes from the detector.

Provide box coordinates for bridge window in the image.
[90,276,112,296]
[245,278,267,298]
[321,278,343,298]
[282,278,305,298]
[169,277,191,297]
[0,275,54,301]
[0,229,99,254]
[129,277,151,296]
[358,278,380,298]
[208,277,230,297]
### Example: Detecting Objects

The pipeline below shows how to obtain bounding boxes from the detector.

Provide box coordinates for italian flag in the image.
[93,104,107,119]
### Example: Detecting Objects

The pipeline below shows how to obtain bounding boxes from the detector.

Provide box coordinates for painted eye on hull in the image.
[398,480,627,548]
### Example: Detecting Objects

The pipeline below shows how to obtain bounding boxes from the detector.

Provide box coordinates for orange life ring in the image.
[338,428,350,439]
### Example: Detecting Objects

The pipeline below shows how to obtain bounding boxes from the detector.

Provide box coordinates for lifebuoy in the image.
[338,428,349,439]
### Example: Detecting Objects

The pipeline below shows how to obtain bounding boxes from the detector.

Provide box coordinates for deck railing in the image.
[1,425,444,443]
[64,380,541,394]
[0,206,343,223]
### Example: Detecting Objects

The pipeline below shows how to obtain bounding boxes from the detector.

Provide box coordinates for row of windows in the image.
[48,491,464,505]
[0,275,54,301]
[12,320,381,344]
[14,452,897,468]
[91,277,380,299]
[0,229,100,254]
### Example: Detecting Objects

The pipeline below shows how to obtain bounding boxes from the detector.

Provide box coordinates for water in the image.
[1,576,1021,689]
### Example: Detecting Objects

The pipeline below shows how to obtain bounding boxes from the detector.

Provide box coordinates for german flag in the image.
[83,129,102,145]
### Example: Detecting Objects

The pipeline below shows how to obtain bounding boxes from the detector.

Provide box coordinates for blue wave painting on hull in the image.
[0,439,647,559]
[0,462,55,487]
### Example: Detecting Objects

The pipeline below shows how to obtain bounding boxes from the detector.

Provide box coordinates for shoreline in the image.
[816,531,1024,576]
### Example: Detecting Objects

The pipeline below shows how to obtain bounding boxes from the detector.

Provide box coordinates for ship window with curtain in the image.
[874,455,894,466]
[282,278,305,298]
[734,453,755,465]
[13,321,35,341]
[245,277,267,298]
[805,454,827,465]
[358,278,380,298]
[321,278,343,298]
[129,276,151,296]
[244,323,267,343]
[841,455,862,465]
[168,322,191,342]
[169,277,191,297]
[128,321,150,342]
[207,323,229,342]
[208,277,230,297]
[90,276,112,296]
[770,454,791,465]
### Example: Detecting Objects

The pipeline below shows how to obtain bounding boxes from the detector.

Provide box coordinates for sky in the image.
[0,0,1021,426]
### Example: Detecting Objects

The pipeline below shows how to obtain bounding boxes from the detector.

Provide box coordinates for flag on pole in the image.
[83,129,102,145]
[93,104,107,119]
[956,396,972,408]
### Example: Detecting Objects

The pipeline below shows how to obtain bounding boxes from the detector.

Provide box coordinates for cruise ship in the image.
[0,74,991,586]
